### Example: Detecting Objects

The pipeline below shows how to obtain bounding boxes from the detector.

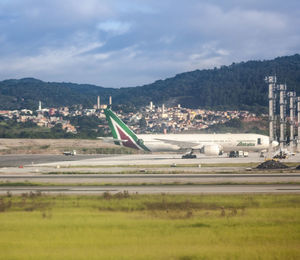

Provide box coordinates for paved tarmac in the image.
[0,184,299,195]
[0,154,112,167]
[35,153,300,167]
[0,153,299,176]
[0,153,299,195]
[36,153,265,166]
[0,173,299,184]
[1,153,299,169]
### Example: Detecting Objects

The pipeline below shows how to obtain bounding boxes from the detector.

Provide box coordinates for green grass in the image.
[0,182,42,186]
[0,194,299,259]
[78,147,143,154]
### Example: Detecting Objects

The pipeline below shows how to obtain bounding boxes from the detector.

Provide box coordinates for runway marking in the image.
[277,188,300,190]
[1,174,300,178]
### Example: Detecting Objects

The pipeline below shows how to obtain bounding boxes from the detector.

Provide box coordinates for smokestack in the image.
[97,96,100,109]
[279,84,287,148]
[38,101,42,111]
[265,76,276,145]
[288,91,296,149]
[150,101,153,110]
[297,97,300,152]
[162,104,165,114]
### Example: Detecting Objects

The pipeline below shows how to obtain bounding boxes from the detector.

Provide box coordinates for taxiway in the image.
[0,153,299,194]
[0,173,299,184]
[0,184,299,195]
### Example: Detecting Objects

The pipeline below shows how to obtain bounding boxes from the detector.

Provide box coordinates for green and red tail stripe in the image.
[104,108,150,152]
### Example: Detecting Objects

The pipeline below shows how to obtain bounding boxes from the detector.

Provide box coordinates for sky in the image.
[0,0,299,88]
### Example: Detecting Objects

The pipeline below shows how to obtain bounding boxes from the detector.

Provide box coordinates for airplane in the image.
[103,108,279,156]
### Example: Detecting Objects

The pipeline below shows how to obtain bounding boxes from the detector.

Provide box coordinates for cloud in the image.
[97,20,132,35]
[0,41,103,73]
[0,0,299,87]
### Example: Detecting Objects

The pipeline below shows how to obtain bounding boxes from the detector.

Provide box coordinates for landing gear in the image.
[181,150,197,159]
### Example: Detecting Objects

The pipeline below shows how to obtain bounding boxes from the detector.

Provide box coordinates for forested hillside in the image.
[0,78,116,110]
[115,54,300,113]
[1,54,299,112]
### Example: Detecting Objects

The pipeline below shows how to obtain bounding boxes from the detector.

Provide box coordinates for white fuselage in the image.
[138,133,271,152]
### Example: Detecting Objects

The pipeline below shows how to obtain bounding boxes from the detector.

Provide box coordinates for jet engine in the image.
[202,144,221,156]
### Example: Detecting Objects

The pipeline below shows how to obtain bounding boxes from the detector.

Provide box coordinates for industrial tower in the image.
[266,76,299,152]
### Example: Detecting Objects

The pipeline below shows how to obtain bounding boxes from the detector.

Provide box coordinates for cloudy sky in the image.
[0,0,299,87]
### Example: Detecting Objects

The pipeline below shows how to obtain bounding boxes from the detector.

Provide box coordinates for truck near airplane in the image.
[103,108,279,157]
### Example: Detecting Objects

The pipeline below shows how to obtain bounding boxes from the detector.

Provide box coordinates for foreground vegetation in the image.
[0,193,299,259]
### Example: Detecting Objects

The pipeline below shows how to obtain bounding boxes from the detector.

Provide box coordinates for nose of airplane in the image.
[272,140,279,147]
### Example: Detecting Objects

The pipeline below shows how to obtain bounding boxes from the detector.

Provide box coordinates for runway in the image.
[0,184,299,195]
[0,153,299,176]
[0,153,299,194]
[0,173,299,184]
[0,154,111,167]
[33,153,300,167]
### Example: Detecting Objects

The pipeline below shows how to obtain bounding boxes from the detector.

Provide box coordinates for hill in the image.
[0,54,299,111]
[0,78,116,110]
[115,54,300,113]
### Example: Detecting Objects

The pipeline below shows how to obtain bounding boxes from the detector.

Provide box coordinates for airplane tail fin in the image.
[104,108,150,151]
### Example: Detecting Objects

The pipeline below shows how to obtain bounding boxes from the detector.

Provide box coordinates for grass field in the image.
[0,193,299,259]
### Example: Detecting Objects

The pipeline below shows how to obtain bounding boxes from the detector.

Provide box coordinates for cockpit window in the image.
[257,138,261,145]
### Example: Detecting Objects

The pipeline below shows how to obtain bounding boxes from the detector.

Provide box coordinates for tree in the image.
[139,117,147,128]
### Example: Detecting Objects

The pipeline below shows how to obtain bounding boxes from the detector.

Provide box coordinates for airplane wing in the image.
[154,138,203,149]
